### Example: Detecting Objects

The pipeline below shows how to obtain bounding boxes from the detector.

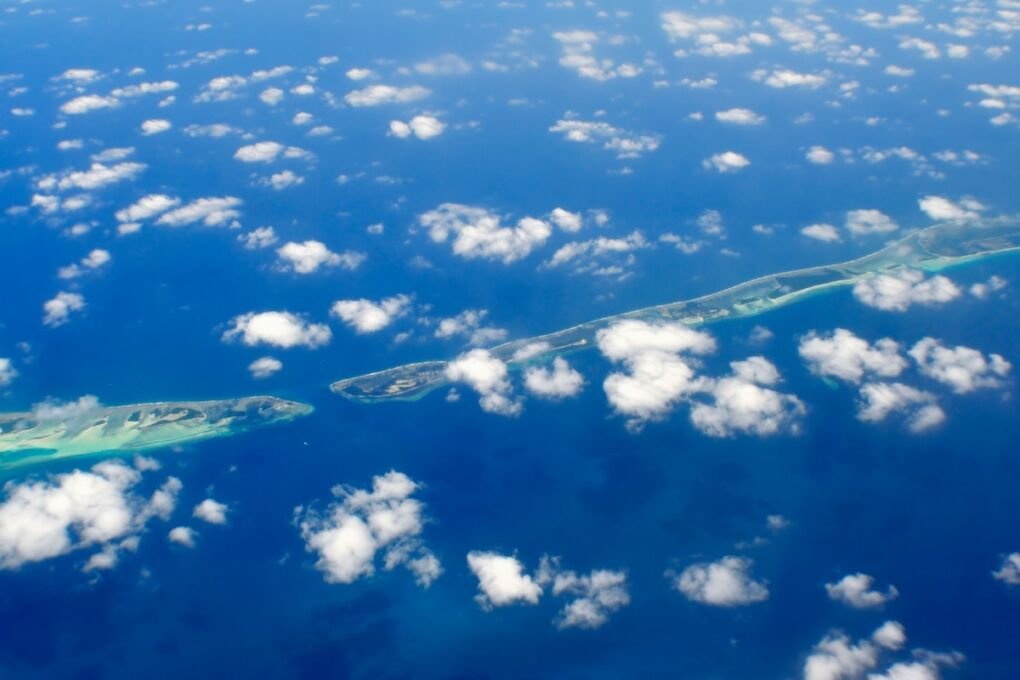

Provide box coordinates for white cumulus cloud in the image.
[703,151,751,173]
[853,270,961,312]
[825,573,899,609]
[222,311,332,349]
[446,349,521,416]
[296,471,441,587]
[193,499,228,525]
[276,240,364,274]
[419,203,552,264]
[799,329,908,384]
[331,295,412,334]
[523,357,584,400]
[0,458,180,570]
[908,338,1011,394]
[672,556,769,606]
[344,84,430,107]
[467,551,543,609]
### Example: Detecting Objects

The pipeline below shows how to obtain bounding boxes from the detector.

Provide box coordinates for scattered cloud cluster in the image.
[467,551,629,629]
[0,457,180,571]
[802,621,962,680]
[419,203,552,264]
[799,329,1011,433]
[296,471,441,587]
[549,118,662,159]
[389,115,445,140]
[597,320,803,436]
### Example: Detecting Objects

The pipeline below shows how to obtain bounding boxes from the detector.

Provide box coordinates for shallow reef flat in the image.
[0,396,313,470]
[331,218,1020,404]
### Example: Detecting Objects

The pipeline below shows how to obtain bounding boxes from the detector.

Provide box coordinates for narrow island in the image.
[0,396,313,470]
[331,217,1020,403]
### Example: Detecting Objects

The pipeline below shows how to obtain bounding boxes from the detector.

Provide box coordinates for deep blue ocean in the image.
[1,1,1019,678]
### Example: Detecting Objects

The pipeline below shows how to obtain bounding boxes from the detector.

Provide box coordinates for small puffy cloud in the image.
[549,119,661,159]
[671,556,769,607]
[140,119,171,135]
[389,115,445,140]
[389,121,413,138]
[193,499,228,525]
[467,551,543,609]
[116,194,179,222]
[846,209,898,236]
[853,270,961,312]
[222,311,332,349]
[259,87,284,105]
[853,7,923,29]
[803,622,906,680]
[918,195,985,223]
[549,208,583,232]
[751,68,827,89]
[344,84,430,107]
[446,349,521,416]
[419,203,552,264]
[689,357,805,438]
[806,146,836,164]
[168,526,196,548]
[969,276,1008,299]
[993,553,1020,585]
[715,108,765,125]
[331,295,412,334]
[345,68,376,81]
[414,54,471,76]
[264,170,304,190]
[156,196,242,227]
[43,291,85,327]
[909,338,1011,394]
[60,94,119,115]
[552,30,643,81]
[826,573,899,608]
[857,382,946,433]
[58,68,101,83]
[110,80,178,98]
[277,240,363,274]
[239,226,278,250]
[524,358,584,400]
[248,356,283,379]
[0,358,17,386]
[433,309,506,347]
[59,249,112,279]
[234,141,284,163]
[0,458,180,570]
[296,471,441,587]
[548,231,648,273]
[597,320,715,430]
[703,151,751,173]
[536,556,630,629]
[801,223,841,242]
[38,162,146,192]
[799,329,908,384]
[183,123,241,138]
[885,65,915,77]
